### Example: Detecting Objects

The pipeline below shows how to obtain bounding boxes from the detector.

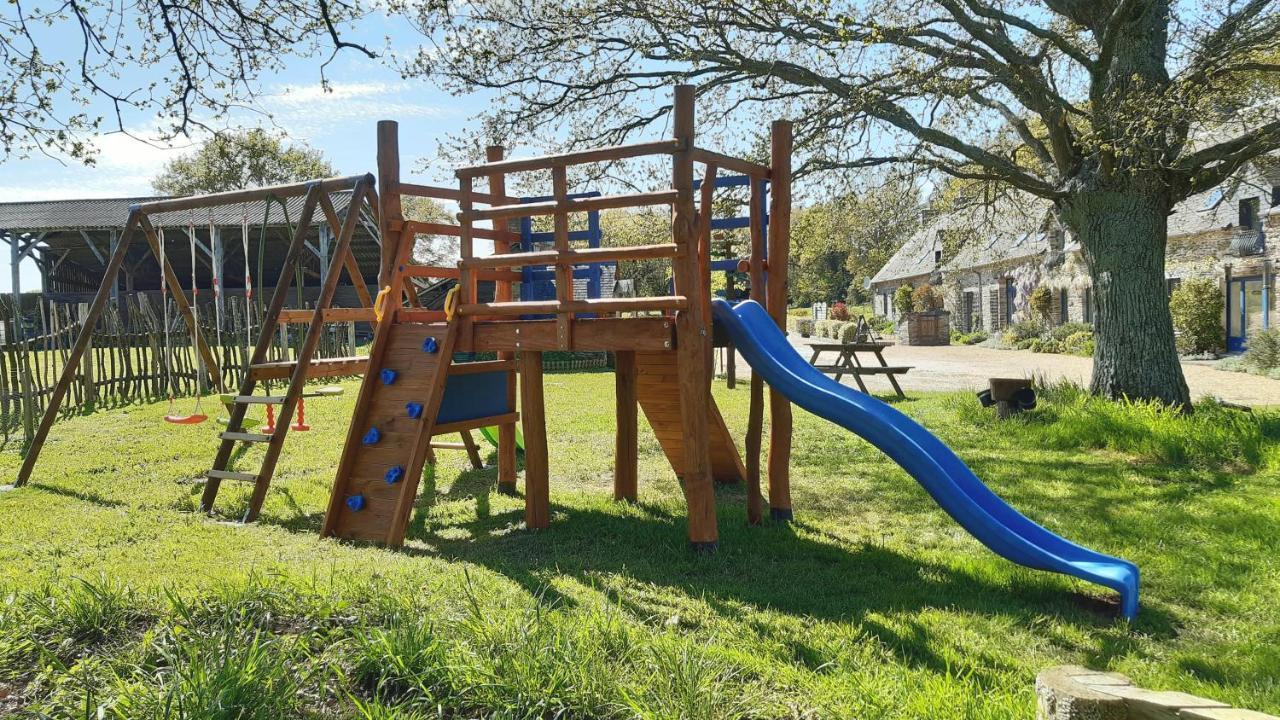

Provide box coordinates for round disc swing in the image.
[161,222,209,425]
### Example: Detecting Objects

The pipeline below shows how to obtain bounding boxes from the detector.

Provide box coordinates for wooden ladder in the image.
[200,179,373,522]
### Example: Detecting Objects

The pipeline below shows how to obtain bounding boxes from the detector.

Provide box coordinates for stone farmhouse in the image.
[870,167,1280,350]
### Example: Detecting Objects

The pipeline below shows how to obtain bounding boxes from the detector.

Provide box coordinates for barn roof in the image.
[0,192,359,232]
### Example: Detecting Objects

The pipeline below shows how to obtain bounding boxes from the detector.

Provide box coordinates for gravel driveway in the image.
[719,337,1280,407]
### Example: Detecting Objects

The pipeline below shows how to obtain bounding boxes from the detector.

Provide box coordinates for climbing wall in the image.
[634,351,746,483]
[322,320,454,545]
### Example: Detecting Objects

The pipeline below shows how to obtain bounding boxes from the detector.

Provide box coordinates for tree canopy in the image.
[151,129,335,196]
[1,0,371,164]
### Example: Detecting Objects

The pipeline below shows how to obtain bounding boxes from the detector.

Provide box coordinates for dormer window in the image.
[934,249,942,263]
[1240,197,1260,230]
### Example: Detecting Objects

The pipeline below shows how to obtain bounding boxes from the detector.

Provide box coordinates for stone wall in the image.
[1037,665,1278,720]
[898,310,951,345]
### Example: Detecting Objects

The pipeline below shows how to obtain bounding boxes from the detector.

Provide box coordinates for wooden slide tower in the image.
[321,85,794,548]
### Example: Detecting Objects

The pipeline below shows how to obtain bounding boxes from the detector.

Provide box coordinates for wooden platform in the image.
[634,351,746,483]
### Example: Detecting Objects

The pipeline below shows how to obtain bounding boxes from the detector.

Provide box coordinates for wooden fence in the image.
[0,295,363,445]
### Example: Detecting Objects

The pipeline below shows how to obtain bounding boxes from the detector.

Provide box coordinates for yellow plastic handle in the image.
[444,286,461,321]
[373,285,392,323]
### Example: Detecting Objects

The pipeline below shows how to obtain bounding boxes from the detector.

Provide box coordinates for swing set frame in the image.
[14,174,377,487]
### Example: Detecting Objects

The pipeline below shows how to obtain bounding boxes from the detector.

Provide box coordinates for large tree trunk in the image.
[1059,184,1191,407]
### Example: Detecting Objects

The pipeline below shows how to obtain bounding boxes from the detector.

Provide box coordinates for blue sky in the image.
[1,13,485,291]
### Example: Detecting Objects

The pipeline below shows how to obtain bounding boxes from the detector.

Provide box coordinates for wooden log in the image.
[460,430,484,470]
[458,296,688,317]
[614,350,638,502]
[456,139,680,177]
[278,308,378,324]
[467,316,674,353]
[395,183,515,206]
[139,175,369,215]
[551,165,574,349]
[317,192,374,308]
[690,147,772,179]
[397,221,508,241]
[671,84,717,548]
[766,119,794,521]
[16,214,140,486]
[519,350,550,529]
[488,145,520,494]
[458,243,681,270]
[460,190,679,223]
[377,122,403,289]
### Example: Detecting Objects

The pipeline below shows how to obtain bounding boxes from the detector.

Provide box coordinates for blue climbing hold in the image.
[346,494,366,512]
[406,402,423,419]
[422,337,439,353]
[362,427,381,445]
[385,465,405,485]
[380,368,398,385]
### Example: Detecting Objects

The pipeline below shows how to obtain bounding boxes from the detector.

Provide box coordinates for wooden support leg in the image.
[460,430,484,470]
[614,350,638,502]
[519,351,550,529]
[768,387,793,522]
[745,373,765,525]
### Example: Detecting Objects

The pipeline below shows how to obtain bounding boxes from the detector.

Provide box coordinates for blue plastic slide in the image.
[712,299,1139,619]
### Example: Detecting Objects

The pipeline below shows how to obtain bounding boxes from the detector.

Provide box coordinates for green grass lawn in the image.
[1,374,1278,718]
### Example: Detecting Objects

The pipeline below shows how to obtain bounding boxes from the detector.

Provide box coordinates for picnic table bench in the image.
[807,341,911,399]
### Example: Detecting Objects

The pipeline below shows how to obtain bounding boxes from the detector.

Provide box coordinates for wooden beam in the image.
[377,123,403,288]
[614,350,638,502]
[745,178,767,526]
[397,221,507,241]
[456,139,681,177]
[395,182,515,206]
[551,166,573,349]
[691,147,771,179]
[458,296,688,317]
[467,317,674,352]
[767,120,794,522]
[487,144,520,495]
[16,214,140,486]
[461,190,678,223]
[671,84,717,549]
[458,243,680,270]
[277,307,378,324]
[519,350,550,529]
[139,174,369,215]
[317,192,374,308]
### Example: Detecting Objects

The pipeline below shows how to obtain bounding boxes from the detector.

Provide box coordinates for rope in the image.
[160,225,175,415]
[209,210,223,359]
[187,215,205,414]
[242,205,253,351]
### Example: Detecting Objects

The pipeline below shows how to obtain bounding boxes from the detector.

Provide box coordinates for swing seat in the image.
[165,413,209,425]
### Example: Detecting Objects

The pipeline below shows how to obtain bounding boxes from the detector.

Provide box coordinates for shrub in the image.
[911,284,944,312]
[893,284,914,316]
[839,322,863,343]
[1170,278,1225,355]
[1062,330,1095,356]
[1004,319,1046,345]
[829,301,850,321]
[950,329,989,345]
[1242,327,1280,370]
[1029,286,1053,322]
[870,314,895,333]
[1049,321,1093,342]
[815,319,848,339]
[787,317,815,337]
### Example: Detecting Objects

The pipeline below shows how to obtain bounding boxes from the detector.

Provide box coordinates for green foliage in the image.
[1062,331,1095,356]
[893,284,914,316]
[151,129,334,196]
[787,317,815,337]
[1049,322,1093,341]
[950,329,988,345]
[599,208,675,299]
[1242,328,1280,371]
[1028,286,1053,322]
[1003,319,1046,345]
[911,284,944,312]
[838,322,863,343]
[1170,278,1226,355]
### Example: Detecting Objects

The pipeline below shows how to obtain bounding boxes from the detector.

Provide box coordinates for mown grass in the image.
[1,373,1279,718]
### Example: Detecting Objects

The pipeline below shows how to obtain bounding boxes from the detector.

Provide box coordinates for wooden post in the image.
[744,178,766,525]
[767,120,794,522]
[487,145,519,494]
[614,350,638,502]
[78,303,97,408]
[10,235,35,444]
[551,165,574,349]
[671,84,718,549]
[376,121,404,289]
[16,213,139,486]
[519,350,550,529]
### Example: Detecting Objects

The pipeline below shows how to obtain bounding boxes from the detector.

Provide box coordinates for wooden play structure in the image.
[320,85,793,547]
[16,85,795,550]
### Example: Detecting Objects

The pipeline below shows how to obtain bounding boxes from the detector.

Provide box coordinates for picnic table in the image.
[807,341,911,399]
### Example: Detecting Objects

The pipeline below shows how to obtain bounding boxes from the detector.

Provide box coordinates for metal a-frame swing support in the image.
[13,175,375,501]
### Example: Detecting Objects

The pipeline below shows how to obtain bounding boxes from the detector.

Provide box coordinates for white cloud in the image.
[0,129,198,200]
[260,80,452,140]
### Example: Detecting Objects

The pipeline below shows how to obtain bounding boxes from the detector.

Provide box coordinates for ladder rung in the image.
[207,469,258,482]
[236,395,285,404]
[221,432,273,443]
